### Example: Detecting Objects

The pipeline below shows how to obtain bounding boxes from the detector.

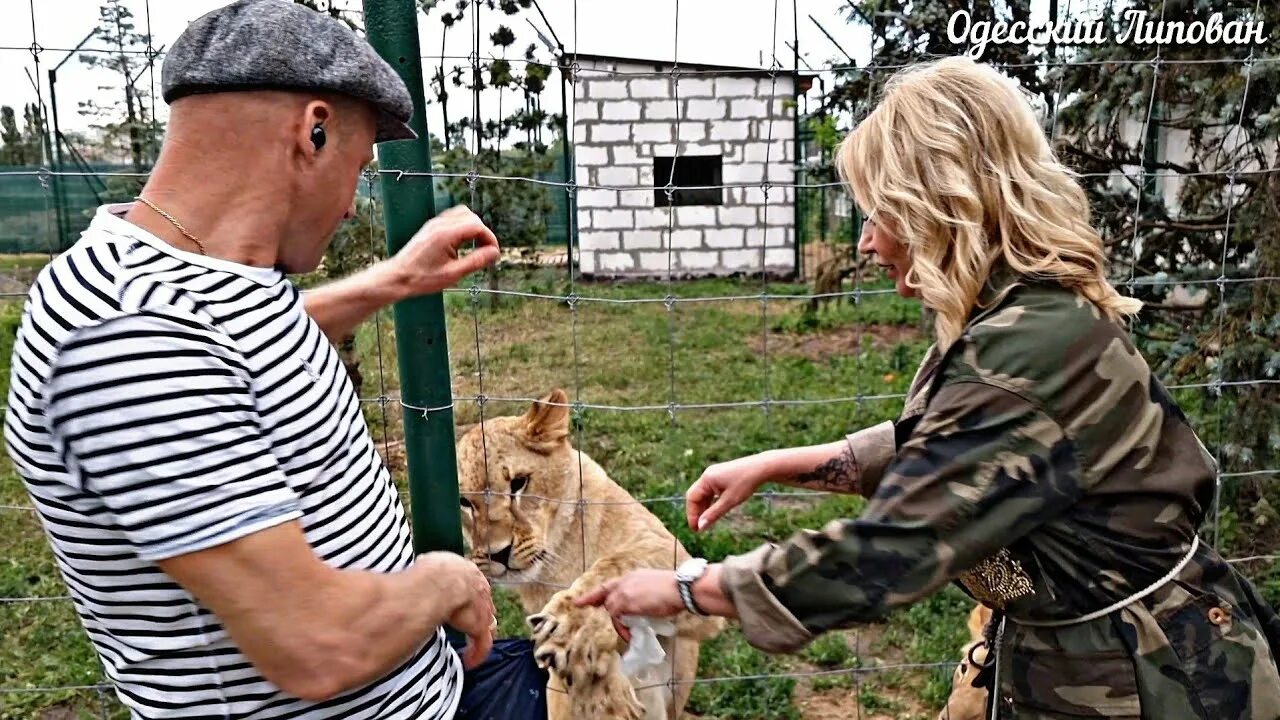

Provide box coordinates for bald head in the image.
[165,90,374,155]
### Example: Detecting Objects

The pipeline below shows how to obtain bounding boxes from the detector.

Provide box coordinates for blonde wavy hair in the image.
[838,56,1141,349]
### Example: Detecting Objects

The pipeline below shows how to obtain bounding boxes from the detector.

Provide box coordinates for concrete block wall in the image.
[573,58,797,278]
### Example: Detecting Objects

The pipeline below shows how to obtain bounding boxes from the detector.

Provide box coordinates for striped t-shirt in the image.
[4,204,462,719]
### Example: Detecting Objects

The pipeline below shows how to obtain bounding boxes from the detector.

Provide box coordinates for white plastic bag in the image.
[618,616,677,682]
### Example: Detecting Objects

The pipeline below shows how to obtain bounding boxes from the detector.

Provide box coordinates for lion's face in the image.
[456,389,573,581]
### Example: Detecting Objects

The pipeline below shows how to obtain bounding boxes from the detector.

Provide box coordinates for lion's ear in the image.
[520,389,570,452]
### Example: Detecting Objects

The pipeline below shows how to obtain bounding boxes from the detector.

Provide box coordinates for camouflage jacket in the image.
[721,275,1280,719]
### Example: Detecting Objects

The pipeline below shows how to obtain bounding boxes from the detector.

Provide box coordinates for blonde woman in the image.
[579,56,1280,719]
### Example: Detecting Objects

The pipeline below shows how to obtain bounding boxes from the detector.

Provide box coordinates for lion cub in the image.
[456,389,724,720]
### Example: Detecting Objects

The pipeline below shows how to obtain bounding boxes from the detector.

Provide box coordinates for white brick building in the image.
[571,54,810,278]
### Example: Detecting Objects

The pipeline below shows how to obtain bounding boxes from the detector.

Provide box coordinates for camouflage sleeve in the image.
[842,421,897,498]
[847,344,943,498]
[720,380,1082,653]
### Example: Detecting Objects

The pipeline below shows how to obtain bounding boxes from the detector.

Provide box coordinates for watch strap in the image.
[678,576,708,616]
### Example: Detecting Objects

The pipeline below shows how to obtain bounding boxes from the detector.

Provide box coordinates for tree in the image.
[1051,0,1279,590]
[823,0,1048,159]
[78,0,159,172]
[0,107,22,164]
[293,0,358,29]
[423,0,561,306]
[0,104,46,166]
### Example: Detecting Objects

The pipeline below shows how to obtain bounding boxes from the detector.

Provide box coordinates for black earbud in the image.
[310,124,326,151]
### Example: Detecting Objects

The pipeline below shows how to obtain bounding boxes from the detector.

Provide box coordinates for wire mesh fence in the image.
[1,0,1277,719]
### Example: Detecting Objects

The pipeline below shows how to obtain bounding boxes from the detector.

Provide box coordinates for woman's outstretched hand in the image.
[574,566,736,642]
[685,451,777,531]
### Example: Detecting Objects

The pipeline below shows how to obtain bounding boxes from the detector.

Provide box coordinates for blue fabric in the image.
[452,638,548,720]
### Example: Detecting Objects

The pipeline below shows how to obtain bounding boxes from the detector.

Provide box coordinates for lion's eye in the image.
[510,474,530,494]
[460,497,474,510]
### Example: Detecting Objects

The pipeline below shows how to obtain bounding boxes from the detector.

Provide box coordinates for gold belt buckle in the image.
[959,548,1035,609]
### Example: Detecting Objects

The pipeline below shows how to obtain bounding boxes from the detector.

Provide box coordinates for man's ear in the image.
[299,99,334,159]
[519,389,570,453]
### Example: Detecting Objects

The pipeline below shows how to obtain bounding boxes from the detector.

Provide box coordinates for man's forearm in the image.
[237,562,458,701]
[317,564,457,697]
[162,525,462,703]
[303,261,410,343]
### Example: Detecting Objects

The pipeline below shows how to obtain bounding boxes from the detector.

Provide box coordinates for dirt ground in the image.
[751,322,922,363]
[794,624,940,720]
[798,688,935,720]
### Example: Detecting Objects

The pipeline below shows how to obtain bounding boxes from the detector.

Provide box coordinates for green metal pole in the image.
[363,0,463,556]
[47,71,68,250]
[36,100,59,252]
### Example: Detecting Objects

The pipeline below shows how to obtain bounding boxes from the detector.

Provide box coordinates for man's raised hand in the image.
[390,205,500,296]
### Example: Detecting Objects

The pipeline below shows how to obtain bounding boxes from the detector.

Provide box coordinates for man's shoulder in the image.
[26,212,258,354]
[35,205,285,321]
[23,243,244,396]
[28,208,157,322]
[29,246,223,348]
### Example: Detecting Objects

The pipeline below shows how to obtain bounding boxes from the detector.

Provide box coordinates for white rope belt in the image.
[1014,535,1201,628]
[983,536,1201,720]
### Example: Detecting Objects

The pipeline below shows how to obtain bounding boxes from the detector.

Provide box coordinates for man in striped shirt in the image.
[5,1,513,717]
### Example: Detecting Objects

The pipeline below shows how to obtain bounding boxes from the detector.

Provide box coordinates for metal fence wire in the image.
[1,0,1277,718]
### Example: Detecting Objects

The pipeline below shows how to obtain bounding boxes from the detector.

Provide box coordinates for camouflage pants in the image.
[994,571,1280,719]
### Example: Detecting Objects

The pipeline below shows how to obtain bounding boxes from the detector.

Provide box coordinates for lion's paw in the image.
[527,594,618,686]
[529,595,644,719]
[573,672,645,720]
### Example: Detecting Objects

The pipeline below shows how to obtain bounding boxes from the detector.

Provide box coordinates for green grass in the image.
[800,632,859,695]
[0,269,958,719]
[883,587,974,708]
[0,253,53,272]
[1,296,113,717]
[688,631,800,720]
[0,457,124,719]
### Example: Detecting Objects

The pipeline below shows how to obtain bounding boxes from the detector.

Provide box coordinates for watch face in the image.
[677,557,708,581]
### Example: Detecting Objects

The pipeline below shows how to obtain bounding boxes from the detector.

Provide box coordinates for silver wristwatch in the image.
[675,557,710,616]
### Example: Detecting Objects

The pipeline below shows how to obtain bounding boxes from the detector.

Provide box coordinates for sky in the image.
[0,0,1058,149]
[1,0,869,143]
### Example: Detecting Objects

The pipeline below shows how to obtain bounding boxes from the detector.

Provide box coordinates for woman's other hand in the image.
[574,566,736,641]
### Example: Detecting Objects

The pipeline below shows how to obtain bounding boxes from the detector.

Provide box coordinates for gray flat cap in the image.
[162,0,416,142]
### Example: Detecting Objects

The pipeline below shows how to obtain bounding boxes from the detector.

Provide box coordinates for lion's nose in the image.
[487,545,513,567]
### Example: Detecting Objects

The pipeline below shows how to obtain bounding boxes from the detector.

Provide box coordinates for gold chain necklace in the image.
[134,196,207,256]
